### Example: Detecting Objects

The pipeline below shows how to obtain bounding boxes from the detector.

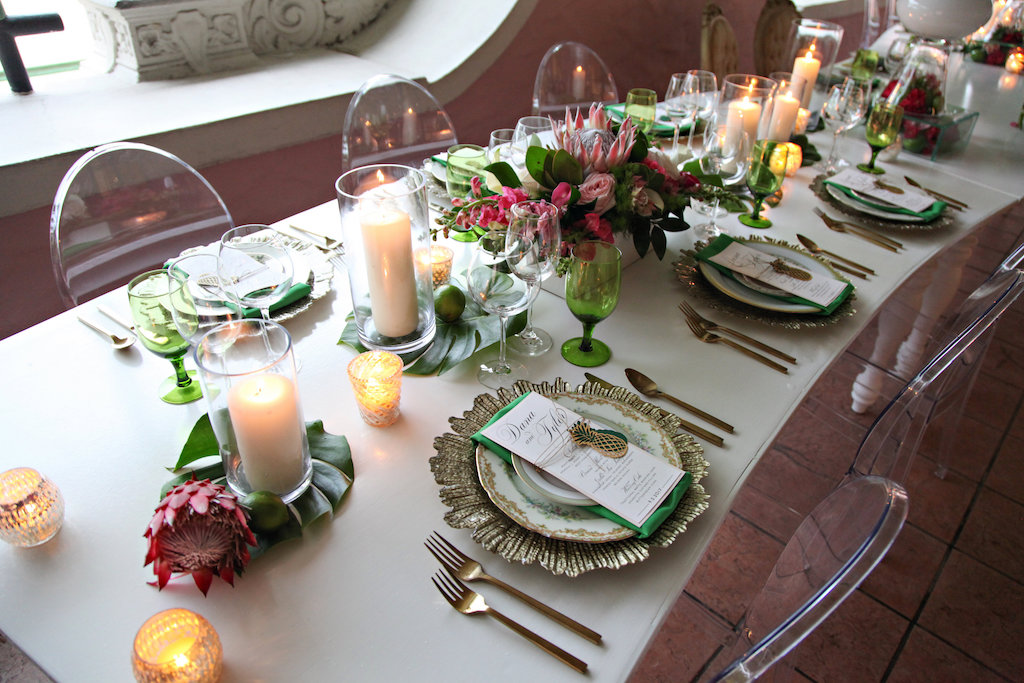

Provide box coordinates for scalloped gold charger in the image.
[810,175,956,232]
[429,379,710,576]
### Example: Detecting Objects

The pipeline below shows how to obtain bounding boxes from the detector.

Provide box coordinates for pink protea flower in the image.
[550,104,637,174]
[144,478,256,596]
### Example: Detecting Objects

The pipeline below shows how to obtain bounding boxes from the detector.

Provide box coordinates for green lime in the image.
[241,490,289,533]
[434,285,466,323]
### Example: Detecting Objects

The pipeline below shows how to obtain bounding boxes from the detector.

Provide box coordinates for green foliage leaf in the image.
[305,421,353,478]
[650,226,667,259]
[483,161,520,188]
[551,149,583,185]
[629,130,650,161]
[292,484,332,527]
[525,146,550,186]
[173,414,219,470]
[311,460,352,512]
[658,216,689,233]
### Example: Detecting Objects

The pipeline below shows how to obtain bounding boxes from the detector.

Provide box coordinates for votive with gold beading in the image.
[0,467,64,547]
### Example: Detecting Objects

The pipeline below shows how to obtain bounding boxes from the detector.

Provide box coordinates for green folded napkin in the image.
[471,392,691,539]
[823,178,947,221]
[430,153,448,167]
[603,103,683,137]
[233,282,312,318]
[696,235,854,315]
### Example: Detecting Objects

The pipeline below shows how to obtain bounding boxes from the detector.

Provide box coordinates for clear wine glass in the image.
[694,125,747,241]
[683,70,719,155]
[819,77,867,174]
[512,116,553,167]
[739,140,790,229]
[466,232,534,389]
[218,224,294,320]
[166,252,240,348]
[857,102,904,175]
[127,269,203,404]
[665,73,696,163]
[561,241,622,367]
[487,128,515,164]
[505,200,561,356]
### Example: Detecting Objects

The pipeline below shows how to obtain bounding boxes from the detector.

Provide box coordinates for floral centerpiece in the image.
[966,25,1024,67]
[435,105,724,261]
[879,73,955,156]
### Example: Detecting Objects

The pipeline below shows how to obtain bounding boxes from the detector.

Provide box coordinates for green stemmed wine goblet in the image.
[857,103,903,175]
[738,140,790,229]
[624,87,657,135]
[561,241,622,367]
[128,269,203,404]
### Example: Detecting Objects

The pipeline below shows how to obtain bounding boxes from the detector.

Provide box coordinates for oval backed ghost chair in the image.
[49,142,234,308]
[341,73,458,172]
[531,41,619,117]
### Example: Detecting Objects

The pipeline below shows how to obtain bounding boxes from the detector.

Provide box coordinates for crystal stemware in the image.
[664,73,696,163]
[505,200,561,356]
[128,269,203,404]
[166,252,240,348]
[512,116,553,167]
[694,125,746,240]
[857,102,903,175]
[683,69,719,155]
[218,224,294,320]
[819,77,867,174]
[561,241,622,367]
[739,140,790,229]
[624,87,657,135]
[487,128,515,164]
[466,232,534,389]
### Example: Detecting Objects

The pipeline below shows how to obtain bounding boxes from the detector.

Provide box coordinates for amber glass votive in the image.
[132,608,222,683]
[0,467,64,547]
[348,351,403,427]
[430,245,454,287]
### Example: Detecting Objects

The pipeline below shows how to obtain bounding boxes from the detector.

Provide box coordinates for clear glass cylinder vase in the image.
[336,164,436,355]
[786,19,845,110]
[193,319,312,503]
[717,74,776,183]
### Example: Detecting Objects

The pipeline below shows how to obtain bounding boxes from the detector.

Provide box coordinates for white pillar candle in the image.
[791,48,821,109]
[725,92,761,150]
[360,204,419,338]
[572,65,586,101]
[227,374,305,494]
[402,107,416,144]
[766,91,800,141]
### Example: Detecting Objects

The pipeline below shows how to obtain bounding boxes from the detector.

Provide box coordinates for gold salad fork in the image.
[812,207,902,252]
[431,571,589,673]
[426,533,601,643]
[685,317,789,374]
[678,301,796,364]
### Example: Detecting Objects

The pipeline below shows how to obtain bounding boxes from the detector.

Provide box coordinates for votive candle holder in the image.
[0,467,64,547]
[429,245,454,287]
[348,351,404,427]
[131,608,222,683]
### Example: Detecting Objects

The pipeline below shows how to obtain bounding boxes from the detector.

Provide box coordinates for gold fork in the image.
[813,207,902,252]
[685,316,789,373]
[431,572,589,673]
[678,301,796,364]
[426,533,602,643]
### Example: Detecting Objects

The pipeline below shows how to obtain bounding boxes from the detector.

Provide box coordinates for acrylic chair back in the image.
[709,474,909,682]
[531,41,619,117]
[49,142,233,309]
[341,74,457,172]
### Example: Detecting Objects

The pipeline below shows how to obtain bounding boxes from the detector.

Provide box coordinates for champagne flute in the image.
[819,77,867,174]
[664,73,696,163]
[505,200,561,356]
[694,125,746,240]
[561,241,622,368]
[857,102,903,175]
[166,252,240,348]
[128,269,203,404]
[683,70,718,155]
[466,232,534,389]
[739,140,790,229]
[218,224,294,320]
[624,87,657,135]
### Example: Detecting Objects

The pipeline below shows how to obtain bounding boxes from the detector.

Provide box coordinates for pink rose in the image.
[578,173,616,216]
[582,213,614,242]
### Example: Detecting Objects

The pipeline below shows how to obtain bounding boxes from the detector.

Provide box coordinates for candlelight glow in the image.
[0,468,63,547]
[348,351,404,427]
[132,609,221,683]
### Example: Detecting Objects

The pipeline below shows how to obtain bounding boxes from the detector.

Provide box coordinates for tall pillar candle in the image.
[725,92,761,150]
[360,204,419,338]
[766,90,800,141]
[572,65,586,100]
[791,48,821,109]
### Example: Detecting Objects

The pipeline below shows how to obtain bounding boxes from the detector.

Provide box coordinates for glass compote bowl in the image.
[624,87,657,135]
[127,269,203,404]
[561,241,622,367]
[739,140,790,229]
[818,77,867,174]
[857,103,904,174]
[505,200,562,357]
[166,252,240,349]
[218,224,294,320]
[466,232,534,389]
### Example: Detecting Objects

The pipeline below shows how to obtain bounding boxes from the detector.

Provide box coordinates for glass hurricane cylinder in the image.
[786,19,845,110]
[193,319,312,504]
[0,468,63,547]
[336,164,436,355]
[131,608,222,683]
[717,75,776,183]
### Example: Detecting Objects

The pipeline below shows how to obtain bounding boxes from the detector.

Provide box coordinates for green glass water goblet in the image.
[561,241,622,367]
[857,103,903,175]
[624,87,657,135]
[738,140,790,229]
[128,269,203,404]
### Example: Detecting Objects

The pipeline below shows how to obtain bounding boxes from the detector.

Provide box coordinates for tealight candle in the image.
[1006,48,1024,75]
[794,107,811,135]
[348,351,404,427]
[0,468,63,547]
[132,608,222,683]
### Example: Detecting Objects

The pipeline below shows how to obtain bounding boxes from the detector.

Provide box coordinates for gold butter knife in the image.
[904,175,969,209]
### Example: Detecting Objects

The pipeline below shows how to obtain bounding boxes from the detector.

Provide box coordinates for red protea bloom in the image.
[144,479,256,596]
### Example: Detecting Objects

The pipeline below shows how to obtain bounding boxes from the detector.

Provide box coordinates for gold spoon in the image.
[624,368,734,433]
[77,316,136,350]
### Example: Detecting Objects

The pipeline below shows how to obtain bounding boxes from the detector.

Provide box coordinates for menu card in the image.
[479,392,686,528]
[827,168,935,213]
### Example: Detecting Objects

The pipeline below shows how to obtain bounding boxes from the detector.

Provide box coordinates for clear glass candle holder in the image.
[0,468,63,547]
[193,319,312,503]
[717,74,776,182]
[131,608,222,683]
[419,244,454,287]
[336,164,436,356]
[786,18,845,110]
[348,350,403,427]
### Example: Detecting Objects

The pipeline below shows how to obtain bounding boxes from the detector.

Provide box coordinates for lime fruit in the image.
[434,285,466,323]
[241,490,289,533]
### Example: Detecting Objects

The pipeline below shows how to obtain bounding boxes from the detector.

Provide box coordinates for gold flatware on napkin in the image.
[813,208,902,252]
[77,315,135,350]
[795,235,875,275]
[684,316,789,374]
[624,368,734,433]
[678,301,797,363]
[903,175,969,210]
[431,571,589,673]
[426,533,602,644]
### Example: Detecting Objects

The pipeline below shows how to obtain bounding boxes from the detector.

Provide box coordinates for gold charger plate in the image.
[810,175,956,232]
[429,379,710,576]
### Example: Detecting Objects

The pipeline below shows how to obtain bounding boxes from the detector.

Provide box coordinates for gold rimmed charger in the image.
[810,175,956,232]
[429,379,710,577]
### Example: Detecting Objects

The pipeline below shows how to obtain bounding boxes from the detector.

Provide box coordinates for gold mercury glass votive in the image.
[418,245,454,287]
[132,608,222,683]
[348,351,404,427]
[0,467,64,547]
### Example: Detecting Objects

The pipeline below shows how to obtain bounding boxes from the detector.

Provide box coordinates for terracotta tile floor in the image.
[631,200,1024,682]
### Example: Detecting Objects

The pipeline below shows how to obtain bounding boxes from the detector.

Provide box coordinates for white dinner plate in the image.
[698,241,833,314]
[825,183,928,223]
[511,454,597,507]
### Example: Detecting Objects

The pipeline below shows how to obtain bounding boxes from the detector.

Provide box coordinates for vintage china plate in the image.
[511,455,596,507]
[824,183,928,223]
[476,392,683,543]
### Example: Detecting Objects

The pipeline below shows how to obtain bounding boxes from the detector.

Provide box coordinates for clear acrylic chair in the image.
[49,142,234,308]
[707,474,909,682]
[341,73,457,171]
[531,41,619,117]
